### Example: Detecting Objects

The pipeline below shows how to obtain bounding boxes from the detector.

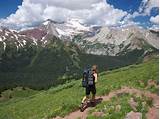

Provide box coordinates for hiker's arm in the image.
[94,73,98,83]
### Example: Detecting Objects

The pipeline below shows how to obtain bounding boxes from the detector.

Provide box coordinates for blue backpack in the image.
[82,69,94,87]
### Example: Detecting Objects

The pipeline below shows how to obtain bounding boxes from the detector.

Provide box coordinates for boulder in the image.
[125,111,142,119]
[128,98,138,111]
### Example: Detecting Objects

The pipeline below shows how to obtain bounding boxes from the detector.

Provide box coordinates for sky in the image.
[0,0,22,18]
[0,0,159,29]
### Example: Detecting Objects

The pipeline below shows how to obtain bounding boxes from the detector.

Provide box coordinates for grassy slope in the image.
[0,57,158,119]
[87,93,152,119]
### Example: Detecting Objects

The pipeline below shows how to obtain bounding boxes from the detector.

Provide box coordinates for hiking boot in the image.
[90,100,96,106]
[80,107,84,112]
[79,103,84,112]
[79,103,83,108]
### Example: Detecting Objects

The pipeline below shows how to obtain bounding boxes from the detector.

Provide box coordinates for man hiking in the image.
[80,65,98,110]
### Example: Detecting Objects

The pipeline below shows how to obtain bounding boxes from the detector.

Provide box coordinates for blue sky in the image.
[107,0,142,14]
[1,0,146,18]
[0,0,159,29]
[0,0,22,18]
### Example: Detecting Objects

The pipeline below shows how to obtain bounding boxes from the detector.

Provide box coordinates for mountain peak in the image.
[43,19,64,26]
[41,18,91,39]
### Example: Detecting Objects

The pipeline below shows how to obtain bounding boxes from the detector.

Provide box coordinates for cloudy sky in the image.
[0,0,159,29]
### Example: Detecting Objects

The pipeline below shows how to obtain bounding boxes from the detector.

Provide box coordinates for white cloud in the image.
[149,24,159,30]
[0,0,128,29]
[30,0,100,10]
[150,15,159,24]
[123,0,159,29]
[139,0,159,15]
[42,6,72,22]
[80,2,128,26]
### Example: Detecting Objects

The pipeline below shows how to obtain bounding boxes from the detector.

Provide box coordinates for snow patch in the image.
[66,19,89,31]
[0,37,3,42]
[2,36,6,40]
[43,21,50,26]
[33,38,38,45]
[23,40,27,45]
[44,40,47,44]
[3,42,6,50]
[5,32,9,36]
[14,34,18,40]
[14,42,19,50]
[42,36,45,40]
[18,41,23,47]
[56,28,68,37]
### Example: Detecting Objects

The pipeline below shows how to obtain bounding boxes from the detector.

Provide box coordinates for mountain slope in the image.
[73,26,159,56]
[0,57,158,119]
[0,27,38,71]
[0,35,82,90]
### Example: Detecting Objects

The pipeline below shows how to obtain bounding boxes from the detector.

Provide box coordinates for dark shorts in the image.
[86,85,96,95]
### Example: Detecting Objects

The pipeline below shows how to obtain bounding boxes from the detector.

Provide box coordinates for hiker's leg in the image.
[81,95,89,103]
[91,86,96,102]
[91,94,95,101]
[82,87,90,103]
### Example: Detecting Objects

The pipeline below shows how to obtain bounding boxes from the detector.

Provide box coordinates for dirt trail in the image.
[53,87,159,119]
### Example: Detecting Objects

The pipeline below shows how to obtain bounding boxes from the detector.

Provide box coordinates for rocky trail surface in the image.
[53,87,159,119]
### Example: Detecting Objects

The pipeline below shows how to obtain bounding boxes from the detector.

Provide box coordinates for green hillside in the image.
[0,57,158,119]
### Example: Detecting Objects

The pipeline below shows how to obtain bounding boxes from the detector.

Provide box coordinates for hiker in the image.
[81,65,98,105]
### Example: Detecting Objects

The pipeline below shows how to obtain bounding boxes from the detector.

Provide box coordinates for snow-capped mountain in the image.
[20,19,90,40]
[0,18,159,57]
[44,18,90,39]
[0,18,90,51]
[0,27,37,51]
[19,19,91,46]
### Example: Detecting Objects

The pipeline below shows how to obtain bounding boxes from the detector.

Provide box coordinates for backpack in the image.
[82,69,95,87]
